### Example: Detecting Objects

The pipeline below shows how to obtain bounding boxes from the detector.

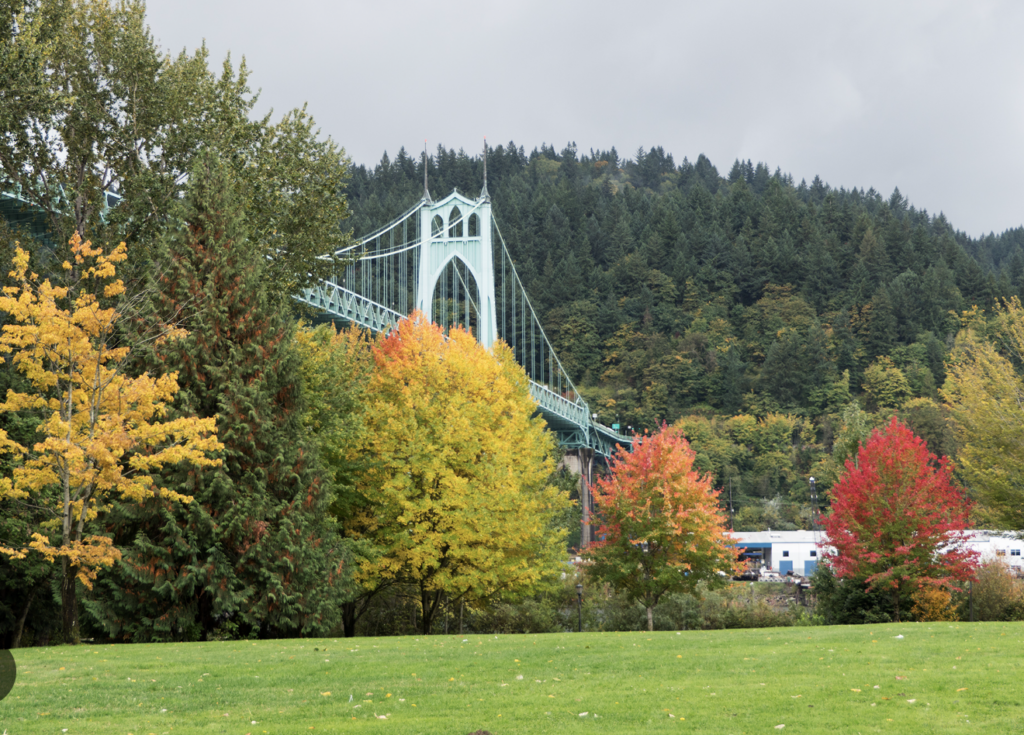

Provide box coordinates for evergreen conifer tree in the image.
[863,287,899,362]
[89,153,348,640]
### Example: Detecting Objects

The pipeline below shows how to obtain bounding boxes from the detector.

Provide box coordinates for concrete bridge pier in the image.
[560,448,596,549]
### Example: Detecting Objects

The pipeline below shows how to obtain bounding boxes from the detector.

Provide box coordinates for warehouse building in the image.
[732,530,1023,578]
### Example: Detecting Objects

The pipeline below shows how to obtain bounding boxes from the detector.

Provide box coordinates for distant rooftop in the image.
[732,530,822,544]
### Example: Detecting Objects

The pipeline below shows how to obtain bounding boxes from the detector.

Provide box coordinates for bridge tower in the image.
[415,187,499,349]
[293,144,632,478]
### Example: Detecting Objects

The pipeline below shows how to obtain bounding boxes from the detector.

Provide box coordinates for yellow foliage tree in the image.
[350,312,567,634]
[944,299,1024,529]
[0,236,222,642]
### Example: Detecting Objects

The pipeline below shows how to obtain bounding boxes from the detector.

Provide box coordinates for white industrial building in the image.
[732,530,823,577]
[732,530,1023,578]
[959,531,1024,569]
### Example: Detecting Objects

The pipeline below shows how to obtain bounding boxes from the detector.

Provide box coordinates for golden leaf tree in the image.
[944,299,1024,529]
[350,313,568,634]
[0,236,221,643]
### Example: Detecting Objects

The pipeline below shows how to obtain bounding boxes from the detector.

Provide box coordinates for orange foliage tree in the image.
[0,236,222,642]
[586,423,740,631]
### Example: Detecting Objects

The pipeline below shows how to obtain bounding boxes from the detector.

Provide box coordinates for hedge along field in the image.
[2,623,1022,734]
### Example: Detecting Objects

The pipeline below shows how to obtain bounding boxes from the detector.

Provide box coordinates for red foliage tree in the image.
[821,417,978,620]
[586,424,740,631]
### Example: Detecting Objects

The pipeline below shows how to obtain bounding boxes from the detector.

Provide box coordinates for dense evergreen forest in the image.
[345,143,1024,529]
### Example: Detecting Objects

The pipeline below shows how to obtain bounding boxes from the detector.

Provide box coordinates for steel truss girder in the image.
[543,424,629,458]
[528,383,590,428]
[296,280,405,334]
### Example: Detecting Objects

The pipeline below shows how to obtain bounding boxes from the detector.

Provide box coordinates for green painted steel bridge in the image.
[295,170,630,458]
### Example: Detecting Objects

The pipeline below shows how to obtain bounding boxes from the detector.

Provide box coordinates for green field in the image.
[2,622,1022,734]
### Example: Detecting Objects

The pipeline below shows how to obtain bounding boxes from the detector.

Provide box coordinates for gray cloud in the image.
[145,0,1024,236]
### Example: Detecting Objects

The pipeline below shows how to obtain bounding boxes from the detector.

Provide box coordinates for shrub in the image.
[963,561,1024,622]
[911,587,958,622]
[811,562,905,624]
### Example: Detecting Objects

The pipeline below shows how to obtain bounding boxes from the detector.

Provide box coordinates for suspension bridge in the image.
[294,158,630,462]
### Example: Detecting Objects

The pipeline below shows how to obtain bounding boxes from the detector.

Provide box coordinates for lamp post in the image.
[576,583,583,632]
[809,476,818,531]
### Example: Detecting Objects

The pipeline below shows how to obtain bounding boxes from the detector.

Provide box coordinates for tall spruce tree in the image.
[89,153,348,640]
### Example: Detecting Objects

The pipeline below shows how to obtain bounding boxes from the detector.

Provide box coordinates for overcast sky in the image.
[145,0,1023,238]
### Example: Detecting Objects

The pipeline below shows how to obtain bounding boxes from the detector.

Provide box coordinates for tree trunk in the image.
[420,587,443,635]
[341,588,384,638]
[647,605,654,632]
[61,559,80,644]
[12,590,35,649]
[342,601,357,638]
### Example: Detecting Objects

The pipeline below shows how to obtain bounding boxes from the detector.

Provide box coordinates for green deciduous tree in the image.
[0,0,350,300]
[293,322,378,638]
[862,356,912,409]
[586,424,740,631]
[968,561,1024,621]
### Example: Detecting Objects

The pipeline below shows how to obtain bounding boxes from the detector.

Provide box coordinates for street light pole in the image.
[809,476,818,531]
[576,583,583,632]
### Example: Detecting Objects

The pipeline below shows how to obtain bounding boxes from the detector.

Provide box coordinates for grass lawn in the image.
[2,622,1022,734]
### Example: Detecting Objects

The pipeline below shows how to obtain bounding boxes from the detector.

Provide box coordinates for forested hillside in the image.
[346,143,1024,529]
